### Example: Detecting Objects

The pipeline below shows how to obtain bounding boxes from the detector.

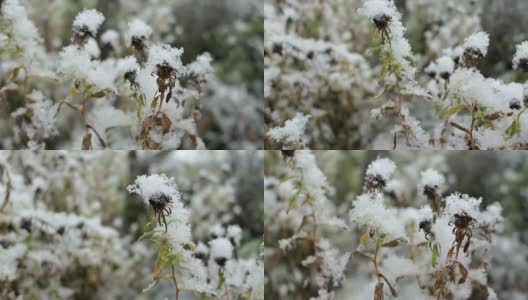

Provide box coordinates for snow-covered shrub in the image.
[264,151,528,299]
[0,0,262,150]
[264,0,528,149]
[0,150,264,299]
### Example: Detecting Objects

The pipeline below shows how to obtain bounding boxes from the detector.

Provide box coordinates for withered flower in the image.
[365,174,385,192]
[450,213,475,257]
[462,47,484,68]
[124,70,139,91]
[155,62,177,104]
[373,14,392,44]
[148,192,173,232]
[419,219,434,241]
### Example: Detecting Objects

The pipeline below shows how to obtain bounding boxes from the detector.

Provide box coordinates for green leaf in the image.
[280,176,296,183]
[136,95,144,118]
[432,244,439,268]
[457,261,469,284]
[360,232,370,246]
[90,90,107,98]
[445,104,468,118]
[506,119,521,137]
[138,229,156,241]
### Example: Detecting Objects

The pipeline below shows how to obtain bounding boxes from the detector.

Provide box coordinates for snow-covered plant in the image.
[1,0,262,150]
[265,150,349,299]
[264,151,515,299]
[128,174,211,298]
[0,151,153,299]
[264,0,377,149]
[0,150,264,299]
[264,0,528,149]
[128,172,263,300]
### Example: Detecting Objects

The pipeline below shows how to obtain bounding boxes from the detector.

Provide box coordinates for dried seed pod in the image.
[365,174,385,192]
[509,99,522,110]
[373,14,391,31]
[419,220,434,240]
[517,58,528,72]
[124,71,139,91]
[272,43,283,56]
[148,192,173,231]
[462,48,484,68]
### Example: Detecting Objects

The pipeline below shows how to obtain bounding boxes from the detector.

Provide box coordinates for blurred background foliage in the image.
[0,150,263,299]
[395,0,528,82]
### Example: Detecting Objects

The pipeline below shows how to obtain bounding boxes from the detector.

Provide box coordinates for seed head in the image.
[373,14,391,31]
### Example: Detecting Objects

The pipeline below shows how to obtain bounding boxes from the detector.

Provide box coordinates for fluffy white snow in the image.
[513,41,528,70]
[125,19,153,46]
[366,157,396,182]
[127,174,181,206]
[463,31,490,56]
[419,168,445,189]
[267,113,310,146]
[72,9,105,36]
[209,238,234,261]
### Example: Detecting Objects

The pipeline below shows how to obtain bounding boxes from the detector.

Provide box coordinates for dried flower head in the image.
[462,32,489,68]
[71,9,105,46]
[450,213,475,258]
[209,238,233,267]
[126,19,152,64]
[364,157,396,192]
[419,219,434,240]
[127,174,181,232]
[148,192,174,230]
[148,44,184,104]
[373,14,391,31]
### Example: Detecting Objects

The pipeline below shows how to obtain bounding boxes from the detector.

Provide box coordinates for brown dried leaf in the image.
[447,246,454,258]
[382,238,403,248]
[81,132,92,150]
[151,95,160,111]
[165,89,172,103]
[161,113,172,134]
[374,282,384,300]
[457,262,468,284]
[463,238,471,253]
[353,250,374,262]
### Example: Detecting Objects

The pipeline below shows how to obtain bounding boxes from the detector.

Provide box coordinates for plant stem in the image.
[171,265,179,300]
[395,77,411,147]
[469,107,476,149]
